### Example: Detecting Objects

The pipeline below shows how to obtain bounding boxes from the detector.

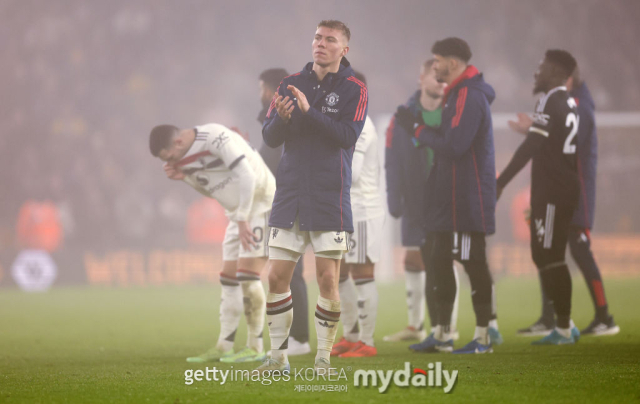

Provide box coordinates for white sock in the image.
[405,268,426,330]
[489,319,499,329]
[315,296,341,362]
[338,276,359,342]
[451,263,460,333]
[556,326,572,339]
[354,276,378,347]
[266,291,293,364]
[474,326,489,345]
[237,270,266,353]
[434,325,451,342]
[217,274,243,352]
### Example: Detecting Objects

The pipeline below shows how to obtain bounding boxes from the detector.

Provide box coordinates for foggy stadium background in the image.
[2,0,640,290]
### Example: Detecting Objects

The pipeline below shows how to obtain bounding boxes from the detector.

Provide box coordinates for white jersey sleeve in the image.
[350,116,385,221]
[352,119,375,183]
[226,156,256,221]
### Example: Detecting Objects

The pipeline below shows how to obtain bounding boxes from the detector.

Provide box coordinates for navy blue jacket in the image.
[571,82,597,229]
[414,66,496,234]
[385,91,434,246]
[262,58,368,232]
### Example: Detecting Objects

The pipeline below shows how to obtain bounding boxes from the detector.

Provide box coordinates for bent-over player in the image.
[149,123,273,362]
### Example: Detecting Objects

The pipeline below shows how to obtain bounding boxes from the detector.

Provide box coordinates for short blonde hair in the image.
[317,20,350,42]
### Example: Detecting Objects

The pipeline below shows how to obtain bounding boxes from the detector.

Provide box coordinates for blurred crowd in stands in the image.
[2,0,639,251]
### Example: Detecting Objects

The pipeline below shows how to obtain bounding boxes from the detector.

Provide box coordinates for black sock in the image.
[539,264,572,329]
[538,273,556,325]
[462,260,493,327]
[421,239,438,328]
[432,233,456,326]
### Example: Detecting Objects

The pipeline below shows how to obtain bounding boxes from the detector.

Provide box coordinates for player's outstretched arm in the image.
[496,132,545,194]
[508,113,533,135]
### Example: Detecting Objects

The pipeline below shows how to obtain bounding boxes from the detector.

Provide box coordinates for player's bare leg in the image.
[339,261,378,357]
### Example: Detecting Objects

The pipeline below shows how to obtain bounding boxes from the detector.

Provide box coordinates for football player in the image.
[149,123,274,362]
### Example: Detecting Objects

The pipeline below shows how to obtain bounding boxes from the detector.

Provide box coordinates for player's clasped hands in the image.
[274,92,295,122]
[163,162,185,180]
[274,85,311,122]
[287,85,310,114]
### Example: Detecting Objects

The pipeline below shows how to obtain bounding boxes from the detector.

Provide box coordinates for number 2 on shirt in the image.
[564,112,578,154]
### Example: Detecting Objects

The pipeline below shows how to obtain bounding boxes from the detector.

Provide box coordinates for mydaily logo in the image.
[353,362,458,394]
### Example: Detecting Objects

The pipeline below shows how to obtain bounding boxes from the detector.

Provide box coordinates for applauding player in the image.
[257,20,368,375]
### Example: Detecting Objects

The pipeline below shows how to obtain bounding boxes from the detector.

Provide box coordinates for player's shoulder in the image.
[195,123,228,136]
[196,123,239,149]
[538,87,571,114]
[280,71,303,86]
[344,75,368,94]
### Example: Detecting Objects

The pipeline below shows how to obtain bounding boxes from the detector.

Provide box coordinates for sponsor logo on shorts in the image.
[272,228,279,239]
[334,232,344,244]
[535,218,545,243]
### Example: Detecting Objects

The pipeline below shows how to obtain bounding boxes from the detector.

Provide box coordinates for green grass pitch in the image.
[1,278,639,403]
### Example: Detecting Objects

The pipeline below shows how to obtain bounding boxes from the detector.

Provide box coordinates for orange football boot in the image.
[338,341,377,358]
[330,337,357,356]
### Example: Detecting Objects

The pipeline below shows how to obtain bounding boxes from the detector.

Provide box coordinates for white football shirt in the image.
[176,123,275,221]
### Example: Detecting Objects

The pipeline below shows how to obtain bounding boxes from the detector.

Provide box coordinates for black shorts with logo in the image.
[530,201,575,269]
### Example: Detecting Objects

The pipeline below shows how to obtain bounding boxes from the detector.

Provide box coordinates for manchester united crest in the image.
[325,92,339,106]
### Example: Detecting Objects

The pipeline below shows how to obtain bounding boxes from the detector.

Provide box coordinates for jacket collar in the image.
[303,57,352,81]
[443,65,479,102]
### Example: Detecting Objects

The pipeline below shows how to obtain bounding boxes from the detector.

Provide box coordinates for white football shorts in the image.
[268,217,349,262]
[222,211,270,261]
[344,216,385,264]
